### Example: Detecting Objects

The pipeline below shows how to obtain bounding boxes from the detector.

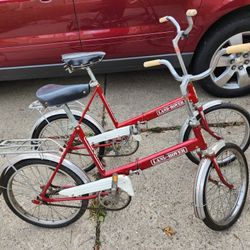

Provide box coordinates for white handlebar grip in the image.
[159,16,168,23]
[186,9,197,17]
[143,59,161,68]
[226,43,250,54]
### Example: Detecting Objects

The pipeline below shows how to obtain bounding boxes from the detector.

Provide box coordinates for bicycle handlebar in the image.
[143,60,161,68]
[183,9,197,36]
[144,59,182,82]
[145,9,250,84]
[159,9,197,36]
[143,43,250,82]
[158,9,198,75]
[143,10,250,100]
[186,9,198,17]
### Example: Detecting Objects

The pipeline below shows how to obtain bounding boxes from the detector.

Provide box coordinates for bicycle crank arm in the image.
[59,175,135,197]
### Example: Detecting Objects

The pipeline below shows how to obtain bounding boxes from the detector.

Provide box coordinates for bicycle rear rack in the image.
[29,100,84,114]
[0,138,65,194]
[0,138,64,177]
[0,138,63,156]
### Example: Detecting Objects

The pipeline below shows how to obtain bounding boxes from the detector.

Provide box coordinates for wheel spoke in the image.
[237,68,250,87]
[214,68,235,87]
[202,145,248,230]
[217,56,230,67]
[229,33,243,45]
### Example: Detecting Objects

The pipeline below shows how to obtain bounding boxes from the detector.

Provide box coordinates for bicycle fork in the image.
[193,140,233,220]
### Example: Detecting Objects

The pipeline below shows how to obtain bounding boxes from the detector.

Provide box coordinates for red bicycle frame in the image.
[38,82,215,203]
[78,84,186,128]
[35,8,237,206]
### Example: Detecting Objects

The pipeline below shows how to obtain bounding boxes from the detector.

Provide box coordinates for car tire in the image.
[193,13,250,97]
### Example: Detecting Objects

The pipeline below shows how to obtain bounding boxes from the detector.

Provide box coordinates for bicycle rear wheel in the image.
[3,159,89,228]
[31,114,105,172]
[196,143,248,231]
[183,102,250,164]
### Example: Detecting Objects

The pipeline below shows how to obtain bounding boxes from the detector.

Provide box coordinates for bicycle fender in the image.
[30,109,105,138]
[59,175,135,197]
[179,100,223,143]
[193,140,225,220]
[2,153,91,186]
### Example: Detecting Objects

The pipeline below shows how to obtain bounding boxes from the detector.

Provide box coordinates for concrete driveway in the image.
[0,69,249,250]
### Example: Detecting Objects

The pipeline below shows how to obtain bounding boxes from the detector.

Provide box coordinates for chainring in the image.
[105,136,139,157]
[98,189,131,211]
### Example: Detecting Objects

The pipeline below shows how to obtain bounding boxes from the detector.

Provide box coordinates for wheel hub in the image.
[234,55,245,65]
[209,32,250,91]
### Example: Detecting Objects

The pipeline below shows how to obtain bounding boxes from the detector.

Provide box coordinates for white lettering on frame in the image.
[150,147,188,166]
[156,100,185,116]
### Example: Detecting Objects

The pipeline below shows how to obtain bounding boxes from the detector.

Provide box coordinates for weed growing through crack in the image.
[89,199,107,222]
[89,198,107,250]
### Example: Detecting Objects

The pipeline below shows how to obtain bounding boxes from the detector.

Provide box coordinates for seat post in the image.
[62,104,78,128]
[86,67,98,87]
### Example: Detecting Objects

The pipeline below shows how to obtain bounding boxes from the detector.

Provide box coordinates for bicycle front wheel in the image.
[183,102,250,164]
[3,159,89,228]
[197,143,248,231]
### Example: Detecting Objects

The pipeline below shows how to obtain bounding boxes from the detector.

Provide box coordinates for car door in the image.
[0,0,81,67]
[73,0,202,59]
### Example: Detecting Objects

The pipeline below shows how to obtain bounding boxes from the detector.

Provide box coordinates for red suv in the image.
[1,0,250,97]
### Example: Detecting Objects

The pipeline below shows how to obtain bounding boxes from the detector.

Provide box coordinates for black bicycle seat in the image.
[36,83,90,107]
[62,52,105,68]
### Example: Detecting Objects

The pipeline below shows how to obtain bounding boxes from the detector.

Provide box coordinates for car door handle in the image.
[40,0,52,3]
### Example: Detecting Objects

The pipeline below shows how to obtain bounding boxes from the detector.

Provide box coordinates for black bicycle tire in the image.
[183,102,250,164]
[202,143,248,230]
[3,159,88,228]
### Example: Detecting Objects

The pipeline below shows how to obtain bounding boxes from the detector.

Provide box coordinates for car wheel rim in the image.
[210,32,250,90]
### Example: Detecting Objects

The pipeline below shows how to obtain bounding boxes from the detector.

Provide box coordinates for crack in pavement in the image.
[93,74,108,250]
[94,221,101,250]
[92,73,183,249]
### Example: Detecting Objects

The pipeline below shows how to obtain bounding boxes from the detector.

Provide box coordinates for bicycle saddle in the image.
[36,83,90,107]
[62,52,106,67]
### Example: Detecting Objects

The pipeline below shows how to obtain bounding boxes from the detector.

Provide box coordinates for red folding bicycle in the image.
[1,10,250,231]
[29,47,250,172]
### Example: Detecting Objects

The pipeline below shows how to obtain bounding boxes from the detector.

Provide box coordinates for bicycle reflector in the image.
[111,173,118,191]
